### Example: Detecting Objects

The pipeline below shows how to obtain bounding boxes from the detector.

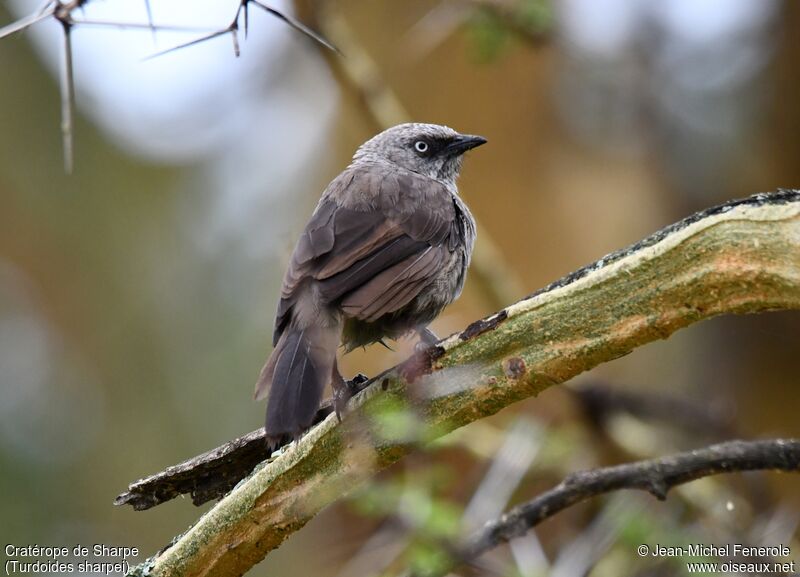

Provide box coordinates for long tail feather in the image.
[255,325,338,445]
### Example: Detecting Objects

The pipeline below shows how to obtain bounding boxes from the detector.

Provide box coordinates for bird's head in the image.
[352,123,487,184]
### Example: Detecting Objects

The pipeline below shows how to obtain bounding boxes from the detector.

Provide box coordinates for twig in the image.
[145,27,235,60]
[147,0,335,60]
[250,0,337,53]
[57,16,75,174]
[0,0,336,170]
[69,20,213,33]
[121,190,800,577]
[143,0,155,41]
[441,439,800,576]
[0,7,55,40]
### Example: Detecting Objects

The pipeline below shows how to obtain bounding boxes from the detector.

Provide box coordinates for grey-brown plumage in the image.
[255,123,486,444]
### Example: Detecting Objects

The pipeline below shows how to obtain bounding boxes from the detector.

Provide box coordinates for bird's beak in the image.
[447,134,488,155]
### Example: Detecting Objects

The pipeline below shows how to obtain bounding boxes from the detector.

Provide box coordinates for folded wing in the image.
[273,166,457,342]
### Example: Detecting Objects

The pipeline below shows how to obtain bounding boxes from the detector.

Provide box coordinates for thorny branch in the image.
[147,0,336,60]
[119,190,800,577]
[0,0,334,172]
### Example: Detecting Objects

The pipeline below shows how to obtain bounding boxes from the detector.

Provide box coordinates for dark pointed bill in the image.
[446,134,488,155]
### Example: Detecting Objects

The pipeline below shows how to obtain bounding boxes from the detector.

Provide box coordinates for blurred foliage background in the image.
[0,0,798,575]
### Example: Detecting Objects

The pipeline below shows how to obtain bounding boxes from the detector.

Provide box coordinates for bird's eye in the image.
[414,140,429,153]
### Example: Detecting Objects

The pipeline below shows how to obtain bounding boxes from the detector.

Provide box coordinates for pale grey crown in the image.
[351,123,486,185]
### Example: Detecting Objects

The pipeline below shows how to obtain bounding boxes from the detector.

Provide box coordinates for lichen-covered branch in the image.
[429,439,800,577]
[128,190,800,577]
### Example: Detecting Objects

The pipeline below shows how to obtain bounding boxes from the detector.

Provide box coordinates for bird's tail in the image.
[254,324,339,444]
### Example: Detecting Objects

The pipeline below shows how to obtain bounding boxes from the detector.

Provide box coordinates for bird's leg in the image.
[332,361,371,422]
[415,326,439,352]
[331,358,350,422]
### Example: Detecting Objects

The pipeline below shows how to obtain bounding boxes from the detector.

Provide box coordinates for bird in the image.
[254,123,487,446]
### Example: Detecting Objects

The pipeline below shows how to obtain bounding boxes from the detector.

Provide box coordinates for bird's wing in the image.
[273,166,458,341]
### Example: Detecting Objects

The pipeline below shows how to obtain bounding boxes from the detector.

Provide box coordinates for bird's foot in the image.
[332,372,370,422]
[348,373,370,391]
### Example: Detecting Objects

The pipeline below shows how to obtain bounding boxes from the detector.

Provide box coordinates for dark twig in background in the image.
[143,0,155,40]
[426,439,800,577]
[572,381,736,439]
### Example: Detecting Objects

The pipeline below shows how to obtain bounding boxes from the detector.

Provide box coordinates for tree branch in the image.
[443,439,800,577]
[126,190,800,577]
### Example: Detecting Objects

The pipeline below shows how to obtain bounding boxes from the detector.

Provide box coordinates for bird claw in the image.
[332,373,369,422]
[349,373,370,389]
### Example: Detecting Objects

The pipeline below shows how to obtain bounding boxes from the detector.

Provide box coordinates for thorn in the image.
[233,0,248,39]
[250,0,339,53]
[143,28,230,60]
[644,474,669,501]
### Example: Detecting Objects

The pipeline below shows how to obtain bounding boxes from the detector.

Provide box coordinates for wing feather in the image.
[340,246,445,321]
[273,166,457,341]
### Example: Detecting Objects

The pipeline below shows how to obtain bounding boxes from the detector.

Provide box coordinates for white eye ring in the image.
[414,140,429,153]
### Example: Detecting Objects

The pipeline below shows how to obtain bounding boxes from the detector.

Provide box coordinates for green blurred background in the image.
[1,0,798,575]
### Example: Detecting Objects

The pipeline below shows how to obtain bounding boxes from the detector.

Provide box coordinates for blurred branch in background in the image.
[401,0,552,61]
[571,380,737,447]
[121,190,800,577]
[432,439,800,577]
[342,387,792,577]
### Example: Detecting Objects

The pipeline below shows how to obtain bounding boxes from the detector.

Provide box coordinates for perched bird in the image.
[255,123,486,444]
